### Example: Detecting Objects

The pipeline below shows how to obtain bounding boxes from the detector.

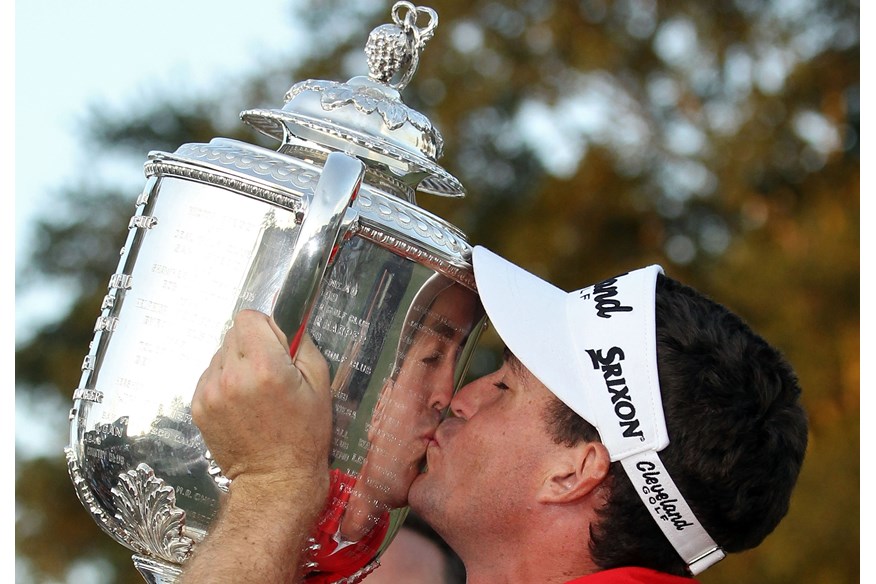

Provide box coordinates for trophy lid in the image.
[241,2,464,198]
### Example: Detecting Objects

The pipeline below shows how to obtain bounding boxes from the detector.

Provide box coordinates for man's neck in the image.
[463,555,599,584]
[457,517,600,584]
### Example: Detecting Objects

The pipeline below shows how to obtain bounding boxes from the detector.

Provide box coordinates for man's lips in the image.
[420,428,439,449]
[422,429,444,462]
[430,418,460,448]
[421,415,449,448]
[423,418,462,464]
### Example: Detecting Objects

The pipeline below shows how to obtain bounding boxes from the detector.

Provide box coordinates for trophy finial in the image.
[240,2,464,197]
[366,2,438,90]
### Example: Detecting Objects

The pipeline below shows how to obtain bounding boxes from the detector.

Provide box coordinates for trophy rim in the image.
[240,107,465,198]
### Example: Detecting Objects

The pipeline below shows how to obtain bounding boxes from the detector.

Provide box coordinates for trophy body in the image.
[65,5,481,582]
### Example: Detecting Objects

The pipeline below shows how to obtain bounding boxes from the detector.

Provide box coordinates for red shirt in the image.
[303,469,390,584]
[565,567,696,583]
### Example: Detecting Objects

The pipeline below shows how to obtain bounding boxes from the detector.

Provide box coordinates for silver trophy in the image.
[65,4,484,582]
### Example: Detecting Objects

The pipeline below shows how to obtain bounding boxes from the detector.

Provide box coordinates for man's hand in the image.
[192,309,332,495]
[182,310,333,583]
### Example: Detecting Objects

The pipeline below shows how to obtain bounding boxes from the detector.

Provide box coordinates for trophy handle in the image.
[207,151,366,493]
[273,152,365,357]
[270,151,366,355]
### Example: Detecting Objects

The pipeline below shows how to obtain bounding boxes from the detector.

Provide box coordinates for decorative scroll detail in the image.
[174,142,322,186]
[111,463,194,564]
[287,79,433,136]
[109,273,134,290]
[137,177,160,207]
[136,191,151,207]
[251,110,459,197]
[149,140,317,206]
[94,315,119,333]
[355,190,468,254]
[66,448,131,548]
[72,388,104,403]
[67,450,194,565]
[129,215,159,230]
[358,225,476,291]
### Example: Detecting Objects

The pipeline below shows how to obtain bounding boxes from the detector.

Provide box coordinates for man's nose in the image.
[448,374,493,420]
[427,363,457,411]
[428,383,453,411]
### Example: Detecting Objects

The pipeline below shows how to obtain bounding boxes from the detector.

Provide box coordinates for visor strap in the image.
[620,450,726,575]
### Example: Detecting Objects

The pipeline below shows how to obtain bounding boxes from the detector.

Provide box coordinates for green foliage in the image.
[16,0,858,582]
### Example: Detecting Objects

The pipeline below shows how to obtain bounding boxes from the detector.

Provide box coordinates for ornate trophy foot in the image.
[132,555,184,584]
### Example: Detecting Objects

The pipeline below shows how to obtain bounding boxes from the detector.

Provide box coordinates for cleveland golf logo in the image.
[579,274,633,318]
[635,460,695,531]
[585,347,645,440]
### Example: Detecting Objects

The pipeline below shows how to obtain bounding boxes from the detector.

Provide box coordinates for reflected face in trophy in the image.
[362,282,482,509]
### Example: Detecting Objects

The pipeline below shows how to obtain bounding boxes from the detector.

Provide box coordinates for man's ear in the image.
[537,441,611,504]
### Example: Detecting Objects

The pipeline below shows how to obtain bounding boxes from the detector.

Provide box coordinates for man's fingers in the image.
[294,334,331,396]
[192,345,226,424]
[265,315,290,348]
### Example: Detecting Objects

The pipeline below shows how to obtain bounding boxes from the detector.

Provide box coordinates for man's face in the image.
[362,283,482,507]
[407,349,565,548]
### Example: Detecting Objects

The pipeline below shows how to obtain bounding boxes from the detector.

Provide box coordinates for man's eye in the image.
[493,381,509,391]
[421,350,443,365]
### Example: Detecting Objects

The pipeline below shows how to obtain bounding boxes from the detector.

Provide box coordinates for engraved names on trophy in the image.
[76,177,304,497]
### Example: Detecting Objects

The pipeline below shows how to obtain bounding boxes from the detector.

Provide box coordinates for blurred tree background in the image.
[15,0,859,582]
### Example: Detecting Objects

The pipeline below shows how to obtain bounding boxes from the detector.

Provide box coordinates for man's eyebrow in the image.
[431,320,459,341]
[503,345,526,377]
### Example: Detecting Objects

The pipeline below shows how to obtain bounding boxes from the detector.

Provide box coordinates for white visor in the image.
[472,246,725,575]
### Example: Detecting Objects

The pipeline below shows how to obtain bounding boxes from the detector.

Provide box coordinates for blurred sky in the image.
[14,1,304,344]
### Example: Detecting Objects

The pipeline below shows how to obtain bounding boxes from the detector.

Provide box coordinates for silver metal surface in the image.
[240,1,462,197]
[256,151,365,347]
[65,4,481,583]
[132,556,184,584]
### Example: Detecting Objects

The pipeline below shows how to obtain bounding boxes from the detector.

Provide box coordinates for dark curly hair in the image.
[543,274,808,576]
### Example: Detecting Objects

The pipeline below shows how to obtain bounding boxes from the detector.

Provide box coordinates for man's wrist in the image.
[178,467,330,584]
[226,467,330,527]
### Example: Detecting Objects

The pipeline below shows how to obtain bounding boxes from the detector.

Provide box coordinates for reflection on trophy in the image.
[305,278,481,581]
[64,3,485,583]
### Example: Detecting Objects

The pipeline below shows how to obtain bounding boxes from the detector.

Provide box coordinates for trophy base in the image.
[132,555,183,584]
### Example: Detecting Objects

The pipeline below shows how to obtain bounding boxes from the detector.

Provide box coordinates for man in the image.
[184,246,807,583]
